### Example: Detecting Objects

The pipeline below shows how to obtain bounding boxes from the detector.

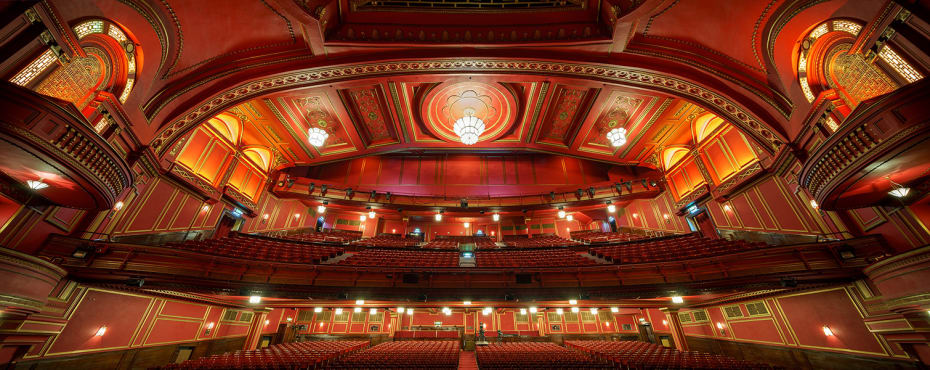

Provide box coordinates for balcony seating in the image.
[168,234,345,263]
[353,234,419,248]
[476,342,609,369]
[338,249,459,267]
[571,230,648,243]
[158,340,368,369]
[477,249,599,267]
[565,340,780,370]
[422,239,459,250]
[331,340,459,369]
[504,234,580,248]
[589,234,767,263]
[285,230,361,243]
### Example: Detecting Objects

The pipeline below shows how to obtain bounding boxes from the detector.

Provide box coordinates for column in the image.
[659,307,690,351]
[242,308,271,350]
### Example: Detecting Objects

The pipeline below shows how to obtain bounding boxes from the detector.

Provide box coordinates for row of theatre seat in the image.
[166,233,770,268]
[351,234,419,248]
[477,342,611,369]
[589,234,767,263]
[157,340,368,369]
[503,234,581,248]
[571,230,649,243]
[284,230,361,244]
[168,235,344,263]
[476,249,599,267]
[564,340,781,369]
[329,340,459,369]
[337,249,459,267]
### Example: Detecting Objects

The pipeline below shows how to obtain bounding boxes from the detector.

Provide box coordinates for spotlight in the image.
[386,192,391,201]
[370,190,377,199]
[550,191,556,201]
[321,184,328,194]
[286,177,295,188]
[649,180,658,187]
[576,189,584,198]
[461,199,468,208]
[346,188,354,198]
[308,183,315,194]
[641,179,648,189]
[623,182,633,192]
[614,183,623,194]
[588,187,596,198]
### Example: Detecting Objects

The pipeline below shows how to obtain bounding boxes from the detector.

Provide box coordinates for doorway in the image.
[315,216,324,231]
[174,346,195,363]
[691,210,718,239]
[607,217,618,232]
[214,211,242,239]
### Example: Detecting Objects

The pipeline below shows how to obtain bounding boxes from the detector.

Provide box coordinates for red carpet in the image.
[458,350,478,370]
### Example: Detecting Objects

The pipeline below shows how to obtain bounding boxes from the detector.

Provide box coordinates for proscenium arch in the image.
[149,58,789,160]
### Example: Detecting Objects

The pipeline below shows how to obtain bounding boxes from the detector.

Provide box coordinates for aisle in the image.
[458,350,478,370]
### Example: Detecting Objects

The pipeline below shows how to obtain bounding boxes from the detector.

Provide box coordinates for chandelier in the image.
[606,127,627,147]
[307,127,329,147]
[453,109,485,145]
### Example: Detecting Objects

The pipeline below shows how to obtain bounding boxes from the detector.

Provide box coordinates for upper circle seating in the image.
[565,340,782,370]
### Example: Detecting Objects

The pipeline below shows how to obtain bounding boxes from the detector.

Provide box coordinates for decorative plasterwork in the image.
[150,59,786,157]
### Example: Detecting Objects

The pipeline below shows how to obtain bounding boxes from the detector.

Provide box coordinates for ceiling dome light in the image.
[453,115,485,145]
[607,204,616,213]
[368,211,376,219]
[464,222,470,228]
[317,205,326,213]
[606,127,628,147]
[566,214,574,221]
[558,210,566,218]
[435,212,443,221]
[492,213,500,222]
[27,180,48,190]
[307,127,329,147]
[889,187,911,198]
[360,215,366,221]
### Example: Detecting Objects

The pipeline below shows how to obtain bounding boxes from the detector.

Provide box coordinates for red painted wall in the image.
[22,284,251,360]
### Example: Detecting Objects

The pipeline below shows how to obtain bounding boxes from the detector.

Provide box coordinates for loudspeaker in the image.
[403,274,419,284]
[515,274,532,284]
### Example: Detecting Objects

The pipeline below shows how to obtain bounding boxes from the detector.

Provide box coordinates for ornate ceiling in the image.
[42,0,892,203]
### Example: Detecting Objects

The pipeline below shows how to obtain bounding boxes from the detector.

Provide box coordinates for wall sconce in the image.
[663,214,670,221]
[201,205,210,213]
[205,322,215,334]
[95,326,107,336]
[264,320,270,325]
[262,213,269,224]
[723,204,732,212]
[809,199,819,210]
[822,326,834,336]
[717,322,727,335]
[113,201,124,211]
[662,320,668,326]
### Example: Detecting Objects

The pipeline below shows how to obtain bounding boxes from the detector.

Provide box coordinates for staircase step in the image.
[458,350,478,370]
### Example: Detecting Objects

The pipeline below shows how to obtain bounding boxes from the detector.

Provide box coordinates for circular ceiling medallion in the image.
[421,81,517,144]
